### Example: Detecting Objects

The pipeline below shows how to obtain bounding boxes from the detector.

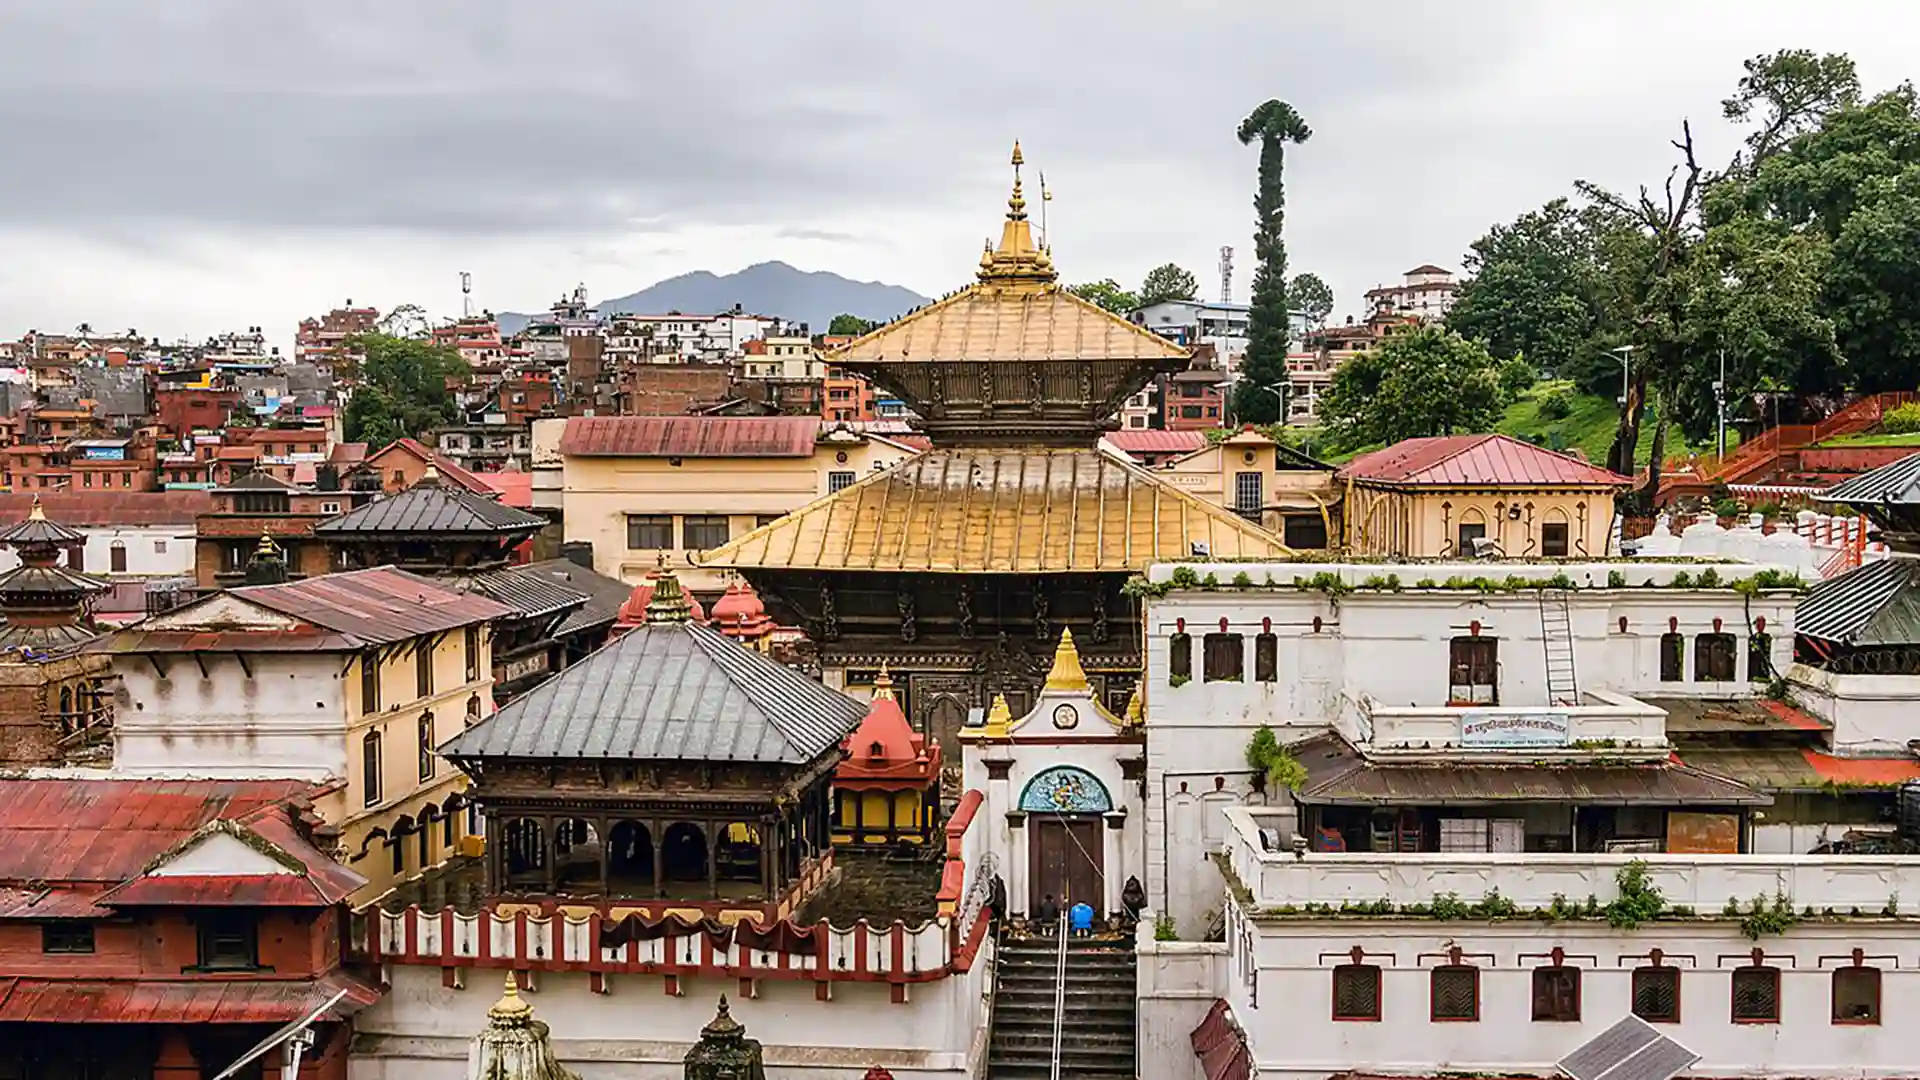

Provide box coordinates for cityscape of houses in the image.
[0,148,1918,1080]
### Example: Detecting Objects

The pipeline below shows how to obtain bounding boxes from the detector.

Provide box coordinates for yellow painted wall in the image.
[1153,435,1338,541]
[562,437,916,592]
[1344,483,1617,559]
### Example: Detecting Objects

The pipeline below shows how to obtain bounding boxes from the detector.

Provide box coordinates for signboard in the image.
[1666,811,1740,854]
[1459,710,1571,748]
[500,653,549,685]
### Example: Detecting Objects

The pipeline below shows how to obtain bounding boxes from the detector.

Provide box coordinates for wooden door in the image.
[1029,816,1104,915]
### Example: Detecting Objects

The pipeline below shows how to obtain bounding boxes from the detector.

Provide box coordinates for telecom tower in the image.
[1219,246,1234,304]
[460,271,473,319]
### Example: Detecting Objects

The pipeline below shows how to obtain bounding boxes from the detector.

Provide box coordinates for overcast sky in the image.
[2,1,1918,351]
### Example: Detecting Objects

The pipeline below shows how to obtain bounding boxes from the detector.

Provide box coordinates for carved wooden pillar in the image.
[485,810,502,893]
[650,818,665,899]
[706,819,720,899]
[543,812,559,895]
[597,815,612,897]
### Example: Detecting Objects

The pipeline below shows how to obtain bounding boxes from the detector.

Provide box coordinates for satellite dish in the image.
[212,987,351,1080]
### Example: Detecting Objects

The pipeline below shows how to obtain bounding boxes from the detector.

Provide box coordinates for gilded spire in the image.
[645,569,692,625]
[1123,688,1144,729]
[872,662,896,701]
[1044,628,1089,692]
[26,497,44,522]
[490,971,533,1023]
[978,142,1056,287]
[981,693,1012,738]
[255,531,282,560]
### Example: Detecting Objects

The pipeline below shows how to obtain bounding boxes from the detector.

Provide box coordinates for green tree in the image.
[1446,198,1610,377]
[1069,279,1139,314]
[1320,326,1504,445]
[343,332,469,450]
[1722,49,1860,171]
[827,313,878,336]
[1139,263,1199,306]
[1233,100,1312,424]
[1287,273,1334,327]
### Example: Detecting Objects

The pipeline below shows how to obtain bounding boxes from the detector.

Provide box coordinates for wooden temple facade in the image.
[701,145,1290,756]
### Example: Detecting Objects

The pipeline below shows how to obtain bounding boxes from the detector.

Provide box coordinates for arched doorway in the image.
[715,822,763,887]
[607,821,654,892]
[661,822,708,885]
[553,818,602,891]
[502,818,546,887]
[1019,766,1113,916]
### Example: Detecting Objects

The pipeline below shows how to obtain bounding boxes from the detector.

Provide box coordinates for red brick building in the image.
[155,385,240,441]
[0,778,373,1080]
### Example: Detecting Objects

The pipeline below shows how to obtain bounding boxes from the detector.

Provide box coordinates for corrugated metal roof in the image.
[1680,746,1920,792]
[1644,697,1830,735]
[1817,451,1920,506]
[558,416,822,458]
[0,973,379,1023]
[314,481,544,536]
[442,622,864,765]
[831,283,1191,364]
[0,492,213,527]
[1794,558,1920,645]
[1101,430,1211,456]
[457,567,589,621]
[0,508,83,546]
[233,567,515,646]
[1340,434,1631,487]
[699,448,1291,573]
[516,558,633,635]
[0,780,321,885]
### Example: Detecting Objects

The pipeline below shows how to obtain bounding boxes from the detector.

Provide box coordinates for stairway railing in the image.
[1050,897,1068,1080]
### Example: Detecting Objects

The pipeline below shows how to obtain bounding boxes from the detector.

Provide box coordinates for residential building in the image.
[0,779,375,1080]
[1164,367,1229,430]
[740,327,821,381]
[98,566,513,902]
[514,286,602,377]
[1341,434,1631,558]
[1152,427,1339,547]
[295,299,381,370]
[605,312,778,365]
[192,473,339,588]
[1098,429,1209,467]
[1363,263,1461,322]
[555,415,917,596]
[345,437,495,500]
[822,365,879,422]
[0,491,209,579]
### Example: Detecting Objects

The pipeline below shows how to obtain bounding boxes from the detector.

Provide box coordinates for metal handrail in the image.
[1050,890,1068,1080]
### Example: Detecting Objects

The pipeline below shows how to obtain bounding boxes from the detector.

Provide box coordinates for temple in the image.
[701,144,1289,755]
[0,498,112,765]
[831,666,942,846]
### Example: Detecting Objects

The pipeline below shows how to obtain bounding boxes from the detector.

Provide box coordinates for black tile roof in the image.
[314,482,544,537]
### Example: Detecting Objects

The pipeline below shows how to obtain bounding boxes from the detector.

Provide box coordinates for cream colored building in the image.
[1340,433,1630,558]
[555,416,918,595]
[1145,427,1341,548]
[101,566,510,903]
[742,329,823,381]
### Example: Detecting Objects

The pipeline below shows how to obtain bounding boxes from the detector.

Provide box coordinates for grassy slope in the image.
[1816,430,1920,447]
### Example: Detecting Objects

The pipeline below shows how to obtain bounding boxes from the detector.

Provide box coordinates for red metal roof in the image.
[0,780,319,886]
[97,874,339,907]
[1103,430,1211,456]
[0,492,213,526]
[1339,433,1631,487]
[234,566,515,646]
[1802,751,1920,785]
[0,973,379,1023]
[215,446,261,461]
[559,416,822,458]
[478,471,533,508]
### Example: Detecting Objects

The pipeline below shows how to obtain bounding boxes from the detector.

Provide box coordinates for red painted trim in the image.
[853,922,869,977]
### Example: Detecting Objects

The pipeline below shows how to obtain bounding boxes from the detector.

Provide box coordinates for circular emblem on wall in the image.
[1052,703,1079,730]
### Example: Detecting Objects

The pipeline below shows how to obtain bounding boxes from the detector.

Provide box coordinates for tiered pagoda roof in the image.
[0,498,107,653]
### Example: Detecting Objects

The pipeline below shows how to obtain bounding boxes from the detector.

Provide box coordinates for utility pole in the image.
[1713,347,1728,461]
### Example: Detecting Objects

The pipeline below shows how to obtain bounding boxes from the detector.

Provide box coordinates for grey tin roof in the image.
[1795,558,1920,646]
[456,567,588,621]
[441,621,863,765]
[1818,452,1920,508]
[315,482,543,537]
[517,558,632,636]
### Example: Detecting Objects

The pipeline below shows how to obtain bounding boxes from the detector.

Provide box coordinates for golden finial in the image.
[978,143,1056,286]
[1044,628,1089,692]
[254,531,282,559]
[981,693,1013,738]
[1011,141,1024,168]
[872,662,896,702]
[489,971,533,1022]
[26,496,44,522]
[1124,688,1144,730]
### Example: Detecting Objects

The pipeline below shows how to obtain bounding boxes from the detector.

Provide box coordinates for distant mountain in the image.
[497,261,930,336]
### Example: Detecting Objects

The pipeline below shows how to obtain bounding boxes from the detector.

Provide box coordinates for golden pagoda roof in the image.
[828,144,1190,367]
[698,447,1291,574]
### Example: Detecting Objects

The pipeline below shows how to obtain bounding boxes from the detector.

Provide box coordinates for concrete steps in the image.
[986,935,1137,1080]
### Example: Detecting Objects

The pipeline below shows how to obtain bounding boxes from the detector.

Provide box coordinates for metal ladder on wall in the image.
[1538,588,1579,706]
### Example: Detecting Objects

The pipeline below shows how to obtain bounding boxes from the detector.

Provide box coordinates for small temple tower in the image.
[0,498,112,765]
[466,973,580,1080]
[832,666,942,846]
[683,997,766,1080]
[961,629,1144,919]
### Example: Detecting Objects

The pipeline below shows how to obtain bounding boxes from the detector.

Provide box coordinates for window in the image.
[321,501,342,514]
[464,625,480,683]
[1660,632,1684,681]
[1332,964,1381,1021]
[153,539,167,554]
[361,651,381,713]
[828,470,857,493]
[1448,637,1499,705]
[682,515,730,550]
[1203,633,1244,682]
[1731,965,1780,1023]
[1541,521,1570,557]
[362,729,383,807]
[1833,966,1881,1025]
[416,645,433,698]
[1283,514,1329,549]
[196,912,259,970]
[1695,633,1737,682]
[1531,966,1581,1022]
[41,923,94,954]
[418,712,436,782]
[1234,472,1263,521]
[1430,965,1479,1022]
[1168,633,1192,683]
[466,694,482,727]
[1456,521,1487,556]
[1632,966,1680,1023]
[1180,405,1204,420]
[69,545,84,572]
[625,514,672,550]
[1748,632,1773,682]
[1206,406,1219,419]
[109,541,127,573]
[1254,633,1278,683]
[756,514,782,529]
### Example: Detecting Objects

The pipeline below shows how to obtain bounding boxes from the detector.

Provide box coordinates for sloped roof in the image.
[365,438,493,494]
[699,448,1291,574]
[0,974,380,1023]
[0,506,83,546]
[517,558,634,636]
[0,492,215,526]
[93,813,363,907]
[454,567,589,621]
[1340,434,1630,487]
[829,284,1191,364]
[441,621,864,766]
[216,470,300,493]
[1101,430,1210,457]
[558,416,822,458]
[314,479,544,536]
[1795,558,1920,646]
[1818,452,1920,507]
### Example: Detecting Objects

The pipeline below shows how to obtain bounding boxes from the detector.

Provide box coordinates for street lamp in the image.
[1712,347,1727,461]
[1610,345,1635,410]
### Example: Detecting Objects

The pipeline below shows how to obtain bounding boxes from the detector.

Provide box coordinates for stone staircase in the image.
[987,933,1137,1080]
